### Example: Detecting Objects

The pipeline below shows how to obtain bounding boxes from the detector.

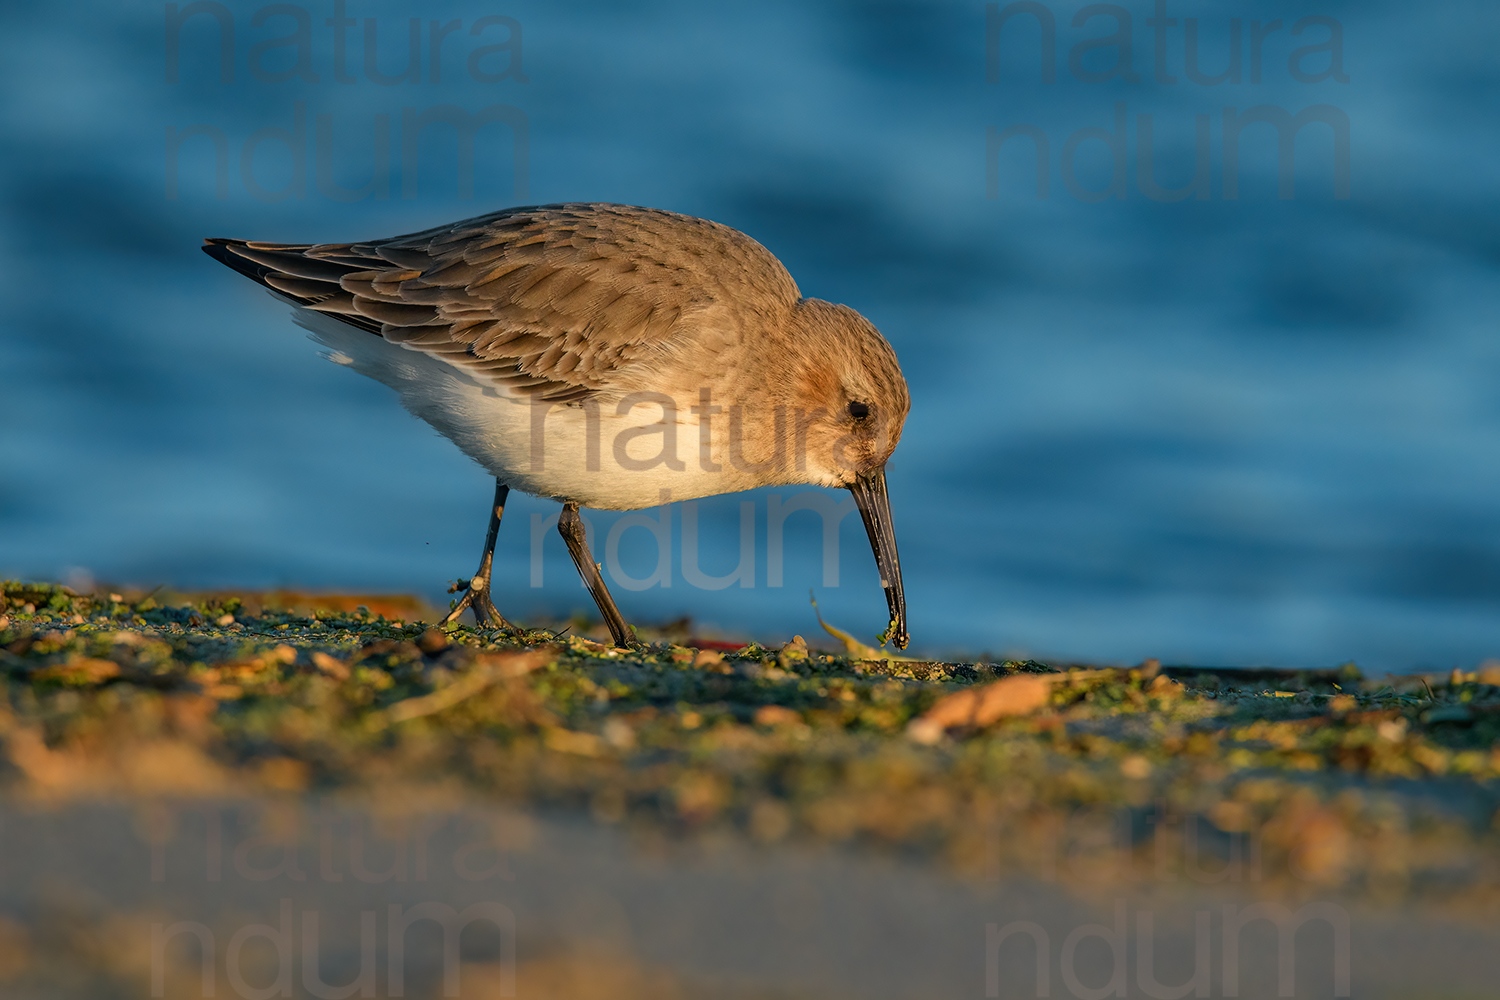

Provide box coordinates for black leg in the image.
[441,480,513,629]
[557,502,638,649]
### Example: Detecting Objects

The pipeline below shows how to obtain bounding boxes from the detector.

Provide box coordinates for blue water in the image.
[2,0,1497,672]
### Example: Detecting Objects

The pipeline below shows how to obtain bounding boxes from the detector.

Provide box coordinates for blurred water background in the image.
[1,0,1496,672]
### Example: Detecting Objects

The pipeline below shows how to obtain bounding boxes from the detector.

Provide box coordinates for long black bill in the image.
[848,468,909,649]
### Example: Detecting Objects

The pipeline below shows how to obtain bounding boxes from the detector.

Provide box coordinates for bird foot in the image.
[440,575,512,630]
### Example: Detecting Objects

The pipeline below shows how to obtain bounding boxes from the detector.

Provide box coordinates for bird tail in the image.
[201,238,381,333]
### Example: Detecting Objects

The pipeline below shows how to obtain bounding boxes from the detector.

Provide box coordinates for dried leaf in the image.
[908,674,1055,742]
[811,594,917,662]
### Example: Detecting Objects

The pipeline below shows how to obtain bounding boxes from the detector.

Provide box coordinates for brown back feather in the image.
[204,203,801,402]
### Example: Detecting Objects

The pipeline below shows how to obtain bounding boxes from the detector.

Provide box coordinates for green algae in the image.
[2,579,1499,911]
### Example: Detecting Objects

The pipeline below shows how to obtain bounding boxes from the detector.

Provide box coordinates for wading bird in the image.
[204,204,909,648]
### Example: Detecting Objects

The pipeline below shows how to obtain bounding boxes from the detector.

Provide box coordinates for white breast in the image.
[294,308,763,510]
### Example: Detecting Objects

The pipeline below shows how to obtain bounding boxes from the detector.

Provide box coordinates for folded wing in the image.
[203,203,800,403]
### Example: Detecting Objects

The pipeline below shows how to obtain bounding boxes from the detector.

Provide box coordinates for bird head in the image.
[783,298,911,648]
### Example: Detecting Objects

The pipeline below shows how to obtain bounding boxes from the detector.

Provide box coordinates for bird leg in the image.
[557,501,639,649]
[441,480,513,629]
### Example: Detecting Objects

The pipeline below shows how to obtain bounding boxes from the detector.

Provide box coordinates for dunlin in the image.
[204,203,910,648]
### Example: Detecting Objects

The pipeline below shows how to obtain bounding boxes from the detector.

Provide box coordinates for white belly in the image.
[294,308,760,510]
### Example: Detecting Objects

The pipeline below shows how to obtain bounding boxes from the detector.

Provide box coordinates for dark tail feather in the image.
[202,238,283,287]
[202,237,379,333]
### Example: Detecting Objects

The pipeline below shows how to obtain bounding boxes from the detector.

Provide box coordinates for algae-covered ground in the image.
[3,578,1499,918]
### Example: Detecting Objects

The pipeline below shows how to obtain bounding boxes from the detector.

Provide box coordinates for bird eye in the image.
[848,400,870,420]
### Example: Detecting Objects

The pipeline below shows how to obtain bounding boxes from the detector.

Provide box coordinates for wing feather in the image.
[203,203,802,400]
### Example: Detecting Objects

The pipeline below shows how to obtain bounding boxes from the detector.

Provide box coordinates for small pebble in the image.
[311,652,351,680]
[215,614,235,627]
[753,704,804,729]
[416,627,449,656]
[602,718,636,749]
[778,635,809,664]
[749,799,791,842]
[906,719,944,745]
